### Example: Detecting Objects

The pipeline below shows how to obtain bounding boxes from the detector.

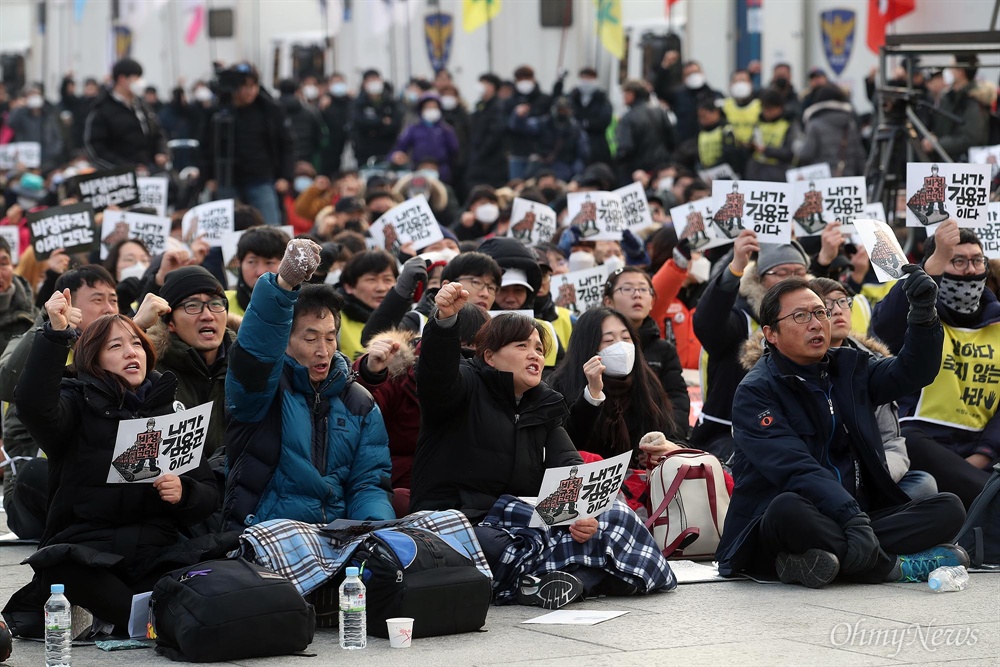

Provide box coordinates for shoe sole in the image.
[776,549,840,589]
[518,572,584,610]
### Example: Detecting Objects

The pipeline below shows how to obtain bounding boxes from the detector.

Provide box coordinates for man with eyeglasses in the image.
[719,271,968,589]
[871,220,1000,509]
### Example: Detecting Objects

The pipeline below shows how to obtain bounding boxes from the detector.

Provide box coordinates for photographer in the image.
[202,63,294,226]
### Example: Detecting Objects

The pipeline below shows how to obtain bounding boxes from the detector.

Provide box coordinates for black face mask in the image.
[940,271,988,315]
[773,77,790,89]
[540,187,559,202]
[344,219,365,233]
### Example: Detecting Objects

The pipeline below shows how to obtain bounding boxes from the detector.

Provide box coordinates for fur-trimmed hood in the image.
[740,329,892,371]
[368,328,417,379]
[966,80,998,108]
[737,261,768,318]
[392,174,449,211]
[146,320,236,360]
[802,100,854,124]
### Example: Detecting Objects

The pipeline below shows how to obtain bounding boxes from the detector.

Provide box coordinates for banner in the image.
[106,402,212,483]
[424,13,454,72]
[790,176,867,235]
[711,180,792,243]
[594,0,624,60]
[982,203,1000,260]
[27,202,98,260]
[99,210,171,259]
[854,218,908,283]
[368,195,443,253]
[74,167,140,212]
[820,9,856,77]
[551,265,609,317]
[529,451,631,527]
[508,198,558,247]
[0,142,41,169]
[0,226,19,264]
[181,199,235,246]
[905,163,990,229]
[137,176,169,216]
[670,200,732,251]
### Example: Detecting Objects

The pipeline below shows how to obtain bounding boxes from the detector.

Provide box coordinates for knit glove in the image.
[394,256,428,299]
[621,229,650,265]
[841,513,881,575]
[672,239,692,270]
[901,264,939,326]
[278,239,322,288]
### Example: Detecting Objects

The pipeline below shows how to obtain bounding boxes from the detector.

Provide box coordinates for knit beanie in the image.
[756,242,809,276]
[159,266,226,321]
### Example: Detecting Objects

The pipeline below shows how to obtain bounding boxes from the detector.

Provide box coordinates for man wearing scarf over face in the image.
[871,220,1000,509]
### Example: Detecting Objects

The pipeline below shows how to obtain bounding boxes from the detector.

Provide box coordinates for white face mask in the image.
[578,80,597,95]
[194,86,213,102]
[404,90,420,104]
[730,81,753,100]
[422,108,442,123]
[26,95,43,109]
[942,69,956,87]
[119,262,149,282]
[330,82,349,97]
[130,77,147,98]
[324,268,342,285]
[599,341,636,377]
[440,95,458,110]
[689,255,711,283]
[603,255,625,274]
[516,80,535,95]
[684,73,706,90]
[568,250,596,272]
[656,176,674,192]
[302,84,319,101]
[474,203,500,223]
[365,80,385,96]
[476,83,487,99]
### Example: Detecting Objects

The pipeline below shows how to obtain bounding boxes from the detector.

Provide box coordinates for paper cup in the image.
[386,617,414,648]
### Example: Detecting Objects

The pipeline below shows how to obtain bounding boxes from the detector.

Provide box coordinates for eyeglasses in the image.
[178,298,228,315]
[949,255,987,271]
[613,286,652,297]
[763,268,808,279]
[458,276,498,295]
[823,296,854,311]
[775,308,832,325]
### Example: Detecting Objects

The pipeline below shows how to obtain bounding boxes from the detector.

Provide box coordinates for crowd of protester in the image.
[0,51,998,639]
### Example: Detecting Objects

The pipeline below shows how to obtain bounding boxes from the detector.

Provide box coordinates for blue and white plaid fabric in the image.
[479,495,677,602]
[237,509,492,596]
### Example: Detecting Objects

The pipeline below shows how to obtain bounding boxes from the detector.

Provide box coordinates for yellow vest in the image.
[722,97,761,145]
[698,311,759,426]
[339,313,367,362]
[697,126,725,168]
[536,319,559,368]
[859,280,897,307]
[551,307,574,352]
[850,294,872,337]
[753,118,790,165]
[903,323,1000,432]
[225,289,246,317]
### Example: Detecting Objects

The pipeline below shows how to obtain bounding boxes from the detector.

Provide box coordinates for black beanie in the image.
[159,266,226,320]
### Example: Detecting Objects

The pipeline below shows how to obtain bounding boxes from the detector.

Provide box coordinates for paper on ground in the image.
[522,610,630,625]
[670,559,732,584]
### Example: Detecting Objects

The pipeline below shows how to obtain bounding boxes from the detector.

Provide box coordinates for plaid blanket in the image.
[237,510,491,596]
[480,495,676,602]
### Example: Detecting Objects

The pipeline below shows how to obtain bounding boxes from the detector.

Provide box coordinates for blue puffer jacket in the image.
[223,273,394,530]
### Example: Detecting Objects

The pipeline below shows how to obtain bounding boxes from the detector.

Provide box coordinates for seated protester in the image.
[354,304,489,517]
[718,274,967,588]
[691,231,809,461]
[226,226,292,317]
[743,89,798,183]
[602,267,690,431]
[805,222,874,335]
[531,247,574,354]
[102,239,152,314]
[224,240,394,529]
[0,236,36,357]
[649,240,710,370]
[410,285,676,608]
[2,306,224,637]
[870,221,1000,508]
[451,185,501,242]
[338,249,399,361]
[391,167,460,228]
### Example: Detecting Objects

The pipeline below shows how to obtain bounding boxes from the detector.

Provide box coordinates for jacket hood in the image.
[740,330,891,370]
[737,261,768,317]
[967,80,998,107]
[284,349,351,398]
[477,237,543,295]
[469,356,567,423]
[802,100,854,124]
[147,321,235,369]
[392,174,448,210]
[368,328,417,379]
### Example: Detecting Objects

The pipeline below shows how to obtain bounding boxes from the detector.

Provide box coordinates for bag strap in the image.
[662,527,700,557]
[702,462,721,529]
[645,463,691,531]
[973,526,984,568]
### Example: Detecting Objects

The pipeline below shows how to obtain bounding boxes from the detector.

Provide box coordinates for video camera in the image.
[210,62,256,100]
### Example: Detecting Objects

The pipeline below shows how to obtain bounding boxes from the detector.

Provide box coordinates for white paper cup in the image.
[386,617,414,648]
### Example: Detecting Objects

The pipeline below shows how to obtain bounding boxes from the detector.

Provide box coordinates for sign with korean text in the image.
[566,191,625,241]
[74,167,140,211]
[137,176,169,216]
[529,451,632,527]
[905,163,990,229]
[367,195,443,253]
[981,202,1000,260]
[790,176,866,235]
[0,142,41,169]
[670,200,732,251]
[711,180,792,243]
[106,402,212,483]
[550,265,609,316]
[100,210,171,259]
[27,202,98,260]
[181,199,235,246]
[508,198,558,247]
[854,218,908,283]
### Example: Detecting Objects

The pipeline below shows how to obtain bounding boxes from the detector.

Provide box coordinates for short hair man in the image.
[227,226,291,316]
[225,239,396,528]
[718,271,967,588]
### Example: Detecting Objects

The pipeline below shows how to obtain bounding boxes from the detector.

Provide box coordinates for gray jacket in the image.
[797,101,866,177]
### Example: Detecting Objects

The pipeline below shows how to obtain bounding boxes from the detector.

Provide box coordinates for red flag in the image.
[666,0,680,11]
[867,0,916,53]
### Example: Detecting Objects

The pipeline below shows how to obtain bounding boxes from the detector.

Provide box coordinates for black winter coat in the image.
[84,91,167,169]
[410,316,582,522]
[504,86,553,157]
[615,103,675,176]
[466,96,509,188]
[321,96,352,174]
[351,92,403,164]
[569,88,614,166]
[279,95,325,165]
[637,316,691,432]
[201,92,295,185]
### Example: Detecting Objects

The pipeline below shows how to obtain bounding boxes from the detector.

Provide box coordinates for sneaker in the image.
[775,549,840,589]
[517,571,584,609]
[893,544,970,583]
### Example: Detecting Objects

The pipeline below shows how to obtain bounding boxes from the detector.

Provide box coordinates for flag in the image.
[184,0,205,46]
[867,0,915,53]
[74,0,87,23]
[595,0,624,60]
[665,0,680,10]
[462,0,501,33]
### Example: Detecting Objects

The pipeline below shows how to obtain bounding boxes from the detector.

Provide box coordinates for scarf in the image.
[591,375,635,460]
[939,271,987,316]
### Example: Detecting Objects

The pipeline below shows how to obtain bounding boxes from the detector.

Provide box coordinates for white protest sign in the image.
[182,199,235,246]
[137,176,169,216]
[550,265,608,316]
[75,167,140,211]
[670,200,732,251]
[711,180,792,243]
[566,191,626,241]
[967,145,1000,178]
[27,202,98,259]
[106,402,212,483]
[905,162,990,229]
[613,181,655,234]
[99,210,171,259]
[367,195,443,253]
[0,226,19,264]
[790,176,867,236]
[698,163,737,183]
[529,451,632,527]
[854,218,908,283]
[981,202,1000,260]
[785,162,832,183]
[0,142,42,169]
[220,230,245,288]
[508,198,558,247]
[862,202,887,222]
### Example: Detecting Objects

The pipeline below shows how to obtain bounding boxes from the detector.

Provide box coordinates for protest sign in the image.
[854,218,908,283]
[367,195,443,253]
[74,167,140,211]
[220,230,245,287]
[785,162,833,183]
[711,180,792,243]
[551,265,609,316]
[99,210,171,259]
[566,191,626,241]
[0,142,41,169]
[529,451,632,527]
[106,402,212,483]
[981,202,1000,260]
[790,176,867,235]
[137,176,169,216]
[968,145,1000,177]
[181,199,235,246]
[905,163,990,229]
[670,200,731,251]
[27,202,98,260]
[862,201,887,222]
[0,226,19,264]
[697,163,737,183]
[508,198,558,247]
[614,182,655,233]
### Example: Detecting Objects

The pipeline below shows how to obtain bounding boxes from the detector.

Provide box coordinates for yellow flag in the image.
[463,0,501,33]
[594,0,624,60]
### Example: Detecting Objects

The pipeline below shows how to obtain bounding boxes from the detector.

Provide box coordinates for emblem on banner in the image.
[424,13,454,73]
[820,9,855,76]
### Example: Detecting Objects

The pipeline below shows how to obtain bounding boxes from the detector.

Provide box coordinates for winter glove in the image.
[278,239,322,288]
[558,225,583,258]
[901,264,939,326]
[621,229,650,265]
[394,256,428,300]
[841,513,881,575]
[672,239,692,270]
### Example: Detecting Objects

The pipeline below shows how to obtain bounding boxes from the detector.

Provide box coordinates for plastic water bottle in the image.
[928,565,970,593]
[339,567,366,650]
[44,584,71,666]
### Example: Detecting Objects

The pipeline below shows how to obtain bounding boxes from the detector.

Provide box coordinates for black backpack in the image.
[151,558,316,662]
[310,526,491,638]
[954,463,1000,568]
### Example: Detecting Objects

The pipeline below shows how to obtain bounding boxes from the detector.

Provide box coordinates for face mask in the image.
[119,262,149,282]
[684,73,706,90]
[568,250,596,272]
[476,83,487,99]
[440,95,457,110]
[324,268,342,285]
[365,80,384,96]
[773,76,789,89]
[656,176,674,192]
[293,176,314,192]
[599,341,636,377]
[578,80,597,94]
[417,168,439,181]
[603,255,625,274]
[130,77,147,98]
[942,69,955,87]
[405,90,420,104]
[422,108,442,123]
[26,95,43,109]
[302,84,319,101]
[194,86,213,102]
[17,197,38,209]
[730,81,753,100]
[330,82,349,97]
[516,80,535,95]
[474,203,500,223]
[939,271,987,314]
[540,187,559,201]
[689,255,711,283]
